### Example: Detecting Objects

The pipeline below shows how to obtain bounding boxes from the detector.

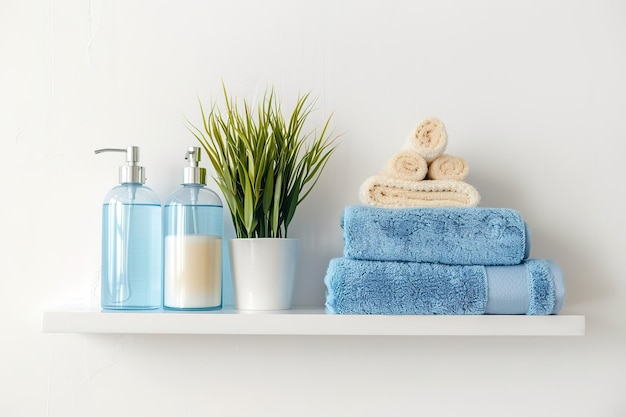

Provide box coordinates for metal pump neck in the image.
[183,147,206,185]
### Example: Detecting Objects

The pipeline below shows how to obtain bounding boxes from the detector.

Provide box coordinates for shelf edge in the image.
[41,307,585,336]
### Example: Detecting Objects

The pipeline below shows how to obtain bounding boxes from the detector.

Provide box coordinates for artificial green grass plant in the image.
[189,86,338,238]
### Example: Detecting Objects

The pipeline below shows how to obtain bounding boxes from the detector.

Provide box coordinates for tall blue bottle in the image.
[163,147,223,310]
[95,146,162,310]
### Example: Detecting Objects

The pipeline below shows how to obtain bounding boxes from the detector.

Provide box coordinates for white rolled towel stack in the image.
[359,118,480,208]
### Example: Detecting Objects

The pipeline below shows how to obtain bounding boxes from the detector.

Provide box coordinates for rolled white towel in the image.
[427,154,469,180]
[379,149,428,182]
[402,117,448,162]
[359,175,480,208]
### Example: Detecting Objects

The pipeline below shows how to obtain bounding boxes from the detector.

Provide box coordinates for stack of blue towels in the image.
[324,205,565,315]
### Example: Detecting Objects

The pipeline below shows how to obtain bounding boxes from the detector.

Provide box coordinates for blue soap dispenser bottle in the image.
[95,146,163,310]
[163,147,223,310]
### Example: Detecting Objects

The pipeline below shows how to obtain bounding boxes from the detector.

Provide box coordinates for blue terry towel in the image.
[342,205,530,265]
[324,258,564,315]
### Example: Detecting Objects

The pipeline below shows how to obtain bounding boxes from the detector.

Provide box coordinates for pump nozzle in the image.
[95,146,145,184]
[183,146,206,185]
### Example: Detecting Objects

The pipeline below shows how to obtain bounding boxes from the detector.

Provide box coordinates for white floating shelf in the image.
[42,306,585,336]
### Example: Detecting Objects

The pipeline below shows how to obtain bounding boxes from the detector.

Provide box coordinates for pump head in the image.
[183,146,206,185]
[94,146,146,184]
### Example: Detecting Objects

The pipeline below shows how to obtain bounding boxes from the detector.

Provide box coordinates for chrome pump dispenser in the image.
[95,146,162,310]
[163,147,223,310]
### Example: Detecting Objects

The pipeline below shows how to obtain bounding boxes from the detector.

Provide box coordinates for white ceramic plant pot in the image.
[228,238,298,311]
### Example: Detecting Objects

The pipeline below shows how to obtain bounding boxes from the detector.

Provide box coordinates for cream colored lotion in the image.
[164,235,222,309]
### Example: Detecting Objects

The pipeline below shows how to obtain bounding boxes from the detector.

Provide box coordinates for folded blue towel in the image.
[325,258,564,315]
[342,205,530,265]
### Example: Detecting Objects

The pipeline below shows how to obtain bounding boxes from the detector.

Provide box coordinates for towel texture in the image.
[325,258,487,315]
[402,117,448,162]
[359,175,480,208]
[526,259,557,315]
[325,258,563,315]
[427,154,469,180]
[379,149,428,182]
[341,205,528,265]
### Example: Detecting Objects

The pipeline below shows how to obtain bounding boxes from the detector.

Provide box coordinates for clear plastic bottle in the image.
[163,147,223,310]
[95,146,163,310]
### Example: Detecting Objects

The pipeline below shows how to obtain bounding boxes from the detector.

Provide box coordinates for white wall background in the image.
[1,0,624,415]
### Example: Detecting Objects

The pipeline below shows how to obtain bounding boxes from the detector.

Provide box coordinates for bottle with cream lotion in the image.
[163,147,223,310]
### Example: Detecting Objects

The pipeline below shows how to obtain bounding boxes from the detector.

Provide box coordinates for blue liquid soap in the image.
[95,146,163,310]
[101,201,162,309]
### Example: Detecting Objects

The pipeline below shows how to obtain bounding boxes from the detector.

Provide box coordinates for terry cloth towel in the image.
[342,205,530,265]
[427,154,469,181]
[379,149,428,182]
[359,175,481,208]
[402,117,448,162]
[324,258,564,315]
